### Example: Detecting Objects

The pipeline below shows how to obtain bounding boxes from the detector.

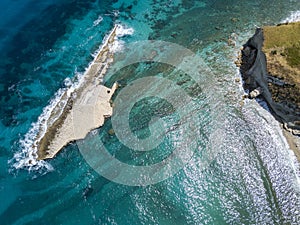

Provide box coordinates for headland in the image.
[238,22,300,159]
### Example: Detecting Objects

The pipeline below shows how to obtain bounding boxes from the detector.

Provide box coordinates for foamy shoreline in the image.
[281,10,300,23]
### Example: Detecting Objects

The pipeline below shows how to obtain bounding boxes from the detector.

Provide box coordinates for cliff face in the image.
[239,23,300,135]
[263,22,300,116]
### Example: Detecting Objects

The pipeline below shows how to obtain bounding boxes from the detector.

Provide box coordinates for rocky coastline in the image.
[35,25,119,160]
[237,22,300,158]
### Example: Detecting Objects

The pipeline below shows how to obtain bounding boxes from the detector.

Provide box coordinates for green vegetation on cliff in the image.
[286,43,300,67]
[263,22,300,68]
[261,21,300,121]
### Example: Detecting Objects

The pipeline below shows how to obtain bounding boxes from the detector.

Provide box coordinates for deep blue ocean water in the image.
[1,0,300,224]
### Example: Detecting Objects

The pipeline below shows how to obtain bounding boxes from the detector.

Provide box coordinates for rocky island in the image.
[34,25,119,160]
[238,22,300,158]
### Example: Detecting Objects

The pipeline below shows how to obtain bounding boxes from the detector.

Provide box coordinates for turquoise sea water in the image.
[1,0,300,224]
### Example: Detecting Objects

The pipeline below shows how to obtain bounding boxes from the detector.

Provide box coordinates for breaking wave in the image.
[281,10,300,23]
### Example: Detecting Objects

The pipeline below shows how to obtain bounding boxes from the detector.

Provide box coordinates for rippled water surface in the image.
[1,0,300,224]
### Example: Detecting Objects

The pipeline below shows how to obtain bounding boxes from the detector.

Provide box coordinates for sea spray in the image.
[111,24,134,52]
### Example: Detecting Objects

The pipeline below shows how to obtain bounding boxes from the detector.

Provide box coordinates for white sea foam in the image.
[93,15,103,27]
[281,10,300,23]
[11,24,134,173]
[110,24,134,52]
[10,87,67,172]
[115,24,134,37]
[105,10,119,18]
[64,77,72,87]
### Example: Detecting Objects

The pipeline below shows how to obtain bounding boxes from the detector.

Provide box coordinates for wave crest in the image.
[281,10,300,23]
